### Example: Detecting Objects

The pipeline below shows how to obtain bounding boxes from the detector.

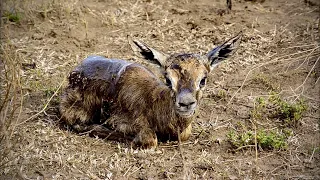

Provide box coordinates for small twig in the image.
[288,86,302,102]
[234,145,256,151]
[17,78,66,125]
[127,165,143,177]
[270,164,287,175]
[177,127,185,161]
[177,127,188,179]
[294,47,317,70]
[295,56,320,91]
[169,151,178,161]
[253,102,259,173]
[315,76,320,85]
[123,165,132,177]
[194,129,204,139]
[257,153,275,160]
[254,113,258,163]
[308,147,316,162]
[281,43,318,50]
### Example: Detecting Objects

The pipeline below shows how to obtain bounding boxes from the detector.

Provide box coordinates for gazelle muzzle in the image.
[175,89,197,118]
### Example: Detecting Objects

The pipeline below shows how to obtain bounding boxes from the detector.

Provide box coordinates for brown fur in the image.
[60,62,192,148]
[60,33,242,148]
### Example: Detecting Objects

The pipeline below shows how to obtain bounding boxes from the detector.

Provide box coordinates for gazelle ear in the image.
[128,36,169,67]
[207,32,242,71]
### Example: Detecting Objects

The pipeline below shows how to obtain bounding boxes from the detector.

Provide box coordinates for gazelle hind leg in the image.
[59,87,96,126]
[133,128,158,149]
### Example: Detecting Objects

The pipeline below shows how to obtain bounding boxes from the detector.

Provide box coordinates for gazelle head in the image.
[130,32,242,118]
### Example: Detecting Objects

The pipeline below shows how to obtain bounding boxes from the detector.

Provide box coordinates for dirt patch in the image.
[1,0,319,179]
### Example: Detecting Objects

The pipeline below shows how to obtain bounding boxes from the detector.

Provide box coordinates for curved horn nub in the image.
[207,31,242,71]
[128,36,169,67]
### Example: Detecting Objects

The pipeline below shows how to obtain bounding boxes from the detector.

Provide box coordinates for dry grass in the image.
[1,0,319,179]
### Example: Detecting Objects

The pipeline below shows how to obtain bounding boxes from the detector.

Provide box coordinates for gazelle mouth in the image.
[177,110,195,118]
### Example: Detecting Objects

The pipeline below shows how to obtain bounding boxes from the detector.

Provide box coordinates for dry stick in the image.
[0,69,12,113]
[295,55,320,91]
[288,86,303,102]
[0,83,12,129]
[228,47,319,105]
[285,47,317,73]
[308,147,316,162]
[0,97,16,160]
[301,94,320,102]
[0,48,15,114]
[17,78,66,126]
[253,102,258,173]
[315,76,320,85]
[9,53,25,139]
[294,47,317,70]
[8,85,24,139]
[123,165,133,177]
[281,43,318,49]
[127,165,143,177]
[0,50,22,146]
[177,127,187,179]
[235,145,256,151]
[270,164,287,176]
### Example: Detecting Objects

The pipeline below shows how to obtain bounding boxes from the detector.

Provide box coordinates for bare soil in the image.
[1,0,319,179]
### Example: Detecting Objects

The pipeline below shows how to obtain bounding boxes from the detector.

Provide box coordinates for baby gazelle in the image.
[60,33,242,148]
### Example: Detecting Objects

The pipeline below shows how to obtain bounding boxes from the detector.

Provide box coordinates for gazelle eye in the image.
[165,77,172,88]
[199,77,206,88]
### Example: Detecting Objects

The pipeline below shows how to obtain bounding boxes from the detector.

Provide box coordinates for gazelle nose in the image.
[177,91,197,109]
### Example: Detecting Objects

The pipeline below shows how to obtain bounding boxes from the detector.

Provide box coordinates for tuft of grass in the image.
[227,129,291,150]
[250,96,266,120]
[4,11,20,22]
[208,89,228,101]
[251,93,307,127]
[0,42,24,170]
[227,93,304,151]
[44,88,56,98]
[269,93,307,127]
[252,74,279,91]
[217,89,227,99]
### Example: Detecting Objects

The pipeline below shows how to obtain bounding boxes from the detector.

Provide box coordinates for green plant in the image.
[217,89,227,99]
[227,129,290,150]
[256,130,288,150]
[227,130,253,148]
[4,12,20,22]
[269,93,307,127]
[209,89,228,101]
[227,92,306,151]
[44,88,56,97]
[253,74,279,91]
[250,97,266,120]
